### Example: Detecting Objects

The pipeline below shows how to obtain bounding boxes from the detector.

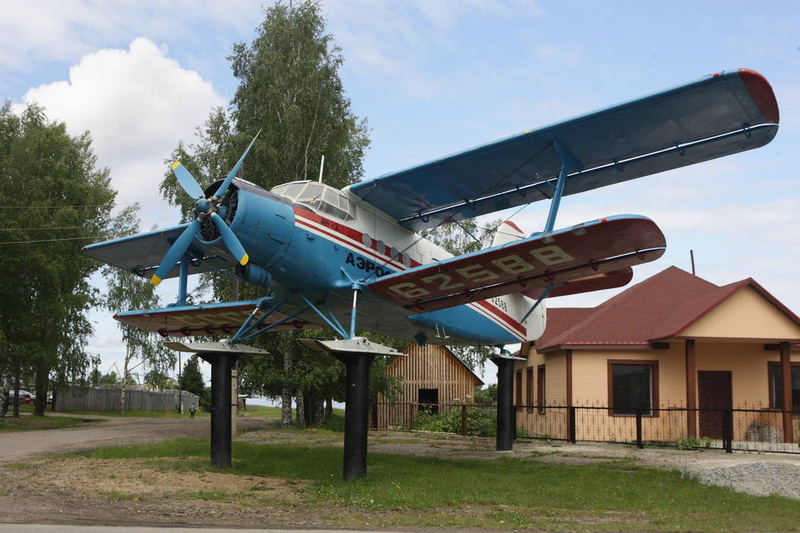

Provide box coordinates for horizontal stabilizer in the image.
[81,225,235,279]
[368,215,665,312]
[115,300,321,337]
[349,68,779,230]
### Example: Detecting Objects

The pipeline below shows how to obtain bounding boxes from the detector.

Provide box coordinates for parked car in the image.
[8,389,35,404]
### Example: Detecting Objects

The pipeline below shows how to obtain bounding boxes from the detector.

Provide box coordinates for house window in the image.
[526,367,534,411]
[418,388,439,414]
[537,364,546,414]
[515,370,523,408]
[768,362,800,412]
[609,360,659,416]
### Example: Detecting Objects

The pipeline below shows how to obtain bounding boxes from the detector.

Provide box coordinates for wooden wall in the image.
[387,343,484,405]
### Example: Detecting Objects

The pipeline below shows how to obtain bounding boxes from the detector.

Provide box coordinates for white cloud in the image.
[21,37,225,226]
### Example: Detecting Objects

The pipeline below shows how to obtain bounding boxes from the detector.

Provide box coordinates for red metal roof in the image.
[536,266,800,352]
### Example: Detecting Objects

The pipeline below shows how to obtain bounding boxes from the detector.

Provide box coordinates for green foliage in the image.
[104,241,174,404]
[473,384,497,405]
[421,218,501,257]
[96,371,119,386]
[0,102,125,415]
[143,369,171,391]
[675,436,713,450]
[180,355,208,411]
[413,406,497,436]
[179,356,206,398]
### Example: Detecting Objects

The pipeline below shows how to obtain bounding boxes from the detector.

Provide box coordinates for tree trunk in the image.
[280,391,293,427]
[13,374,21,418]
[281,346,293,427]
[120,381,127,414]
[0,375,9,417]
[313,399,325,426]
[34,365,48,416]
[296,390,306,429]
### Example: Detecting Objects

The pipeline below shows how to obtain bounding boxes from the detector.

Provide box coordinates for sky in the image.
[3,0,800,386]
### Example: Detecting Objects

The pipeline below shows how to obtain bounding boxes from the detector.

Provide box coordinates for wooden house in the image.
[514,266,800,444]
[374,343,484,429]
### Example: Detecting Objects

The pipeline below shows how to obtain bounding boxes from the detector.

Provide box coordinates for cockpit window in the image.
[272,181,355,220]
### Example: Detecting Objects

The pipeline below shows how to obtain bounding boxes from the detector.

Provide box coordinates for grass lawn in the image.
[79,436,800,531]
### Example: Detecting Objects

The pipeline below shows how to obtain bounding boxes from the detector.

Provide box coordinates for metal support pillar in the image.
[336,351,376,481]
[297,337,402,481]
[198,352,240,469]
[491,355,517,451]
[165,341,268,470]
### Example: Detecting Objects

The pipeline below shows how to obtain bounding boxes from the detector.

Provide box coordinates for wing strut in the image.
[519,283,559,324]
[178,258,190,305]
[228,294,299,343]
[349,287,361,339]
[543,140,583,233]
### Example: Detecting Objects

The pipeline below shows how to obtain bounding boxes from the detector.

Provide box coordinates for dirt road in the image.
[0,415,233,464]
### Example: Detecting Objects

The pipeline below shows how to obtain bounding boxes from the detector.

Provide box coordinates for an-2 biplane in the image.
[83,68,778,476]
[83,68,779,349]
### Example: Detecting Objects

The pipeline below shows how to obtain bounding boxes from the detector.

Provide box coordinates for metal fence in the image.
[372,402,800,454]
[54,387,199,412]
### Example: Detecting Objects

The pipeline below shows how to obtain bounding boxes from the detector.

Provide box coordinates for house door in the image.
[698,371,732,439]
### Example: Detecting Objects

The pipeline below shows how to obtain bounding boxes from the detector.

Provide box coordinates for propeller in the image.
[151,133,260,285]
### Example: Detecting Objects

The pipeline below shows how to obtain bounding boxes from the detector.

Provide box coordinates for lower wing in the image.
[114,300,321,337]
[368,215,665,312]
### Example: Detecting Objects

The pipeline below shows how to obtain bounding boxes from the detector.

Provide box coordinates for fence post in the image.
[568,406,577,443]
[461,405,468,436]
[635,409,644,449]
[723,408,733,453]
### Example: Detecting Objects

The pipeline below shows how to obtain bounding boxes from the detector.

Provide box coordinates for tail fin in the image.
[491,220,526,247]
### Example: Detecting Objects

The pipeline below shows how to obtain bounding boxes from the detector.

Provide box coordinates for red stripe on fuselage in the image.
[292,206,527,339]
[294,207,410,269]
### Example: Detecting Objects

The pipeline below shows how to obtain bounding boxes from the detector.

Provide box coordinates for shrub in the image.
[413,406,497,436]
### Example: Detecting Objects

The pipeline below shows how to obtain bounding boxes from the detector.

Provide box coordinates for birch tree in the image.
[103,209,174,412]
[160,1,371,422]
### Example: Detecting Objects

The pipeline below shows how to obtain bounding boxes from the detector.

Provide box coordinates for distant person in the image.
[189,404,196,419]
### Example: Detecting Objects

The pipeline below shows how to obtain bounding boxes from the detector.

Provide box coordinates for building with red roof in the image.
[513,266,800,443]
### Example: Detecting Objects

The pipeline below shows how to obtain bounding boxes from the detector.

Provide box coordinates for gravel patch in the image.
[685,462,800,499]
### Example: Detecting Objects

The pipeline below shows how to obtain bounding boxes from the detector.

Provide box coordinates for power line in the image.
[0,225,89,231]
[0,204,111,209]
[0,236,104,245]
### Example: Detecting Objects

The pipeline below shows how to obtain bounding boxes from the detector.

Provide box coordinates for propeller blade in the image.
[214,131,261,199]
[171,161,206,199]
[210,213,249,266]
[151,220,201,285]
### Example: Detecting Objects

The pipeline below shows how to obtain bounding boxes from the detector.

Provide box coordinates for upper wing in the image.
[114,300,321,337]
[348,68,779,231]
[368,215,665,312]
[81,225,235,280]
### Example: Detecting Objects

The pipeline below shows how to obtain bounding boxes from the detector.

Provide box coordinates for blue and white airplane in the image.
[83,68,779,348]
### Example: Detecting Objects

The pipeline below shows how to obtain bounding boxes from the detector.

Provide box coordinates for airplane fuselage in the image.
[211,178,542,346]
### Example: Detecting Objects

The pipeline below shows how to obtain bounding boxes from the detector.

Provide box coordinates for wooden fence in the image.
[54,387,199,412]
